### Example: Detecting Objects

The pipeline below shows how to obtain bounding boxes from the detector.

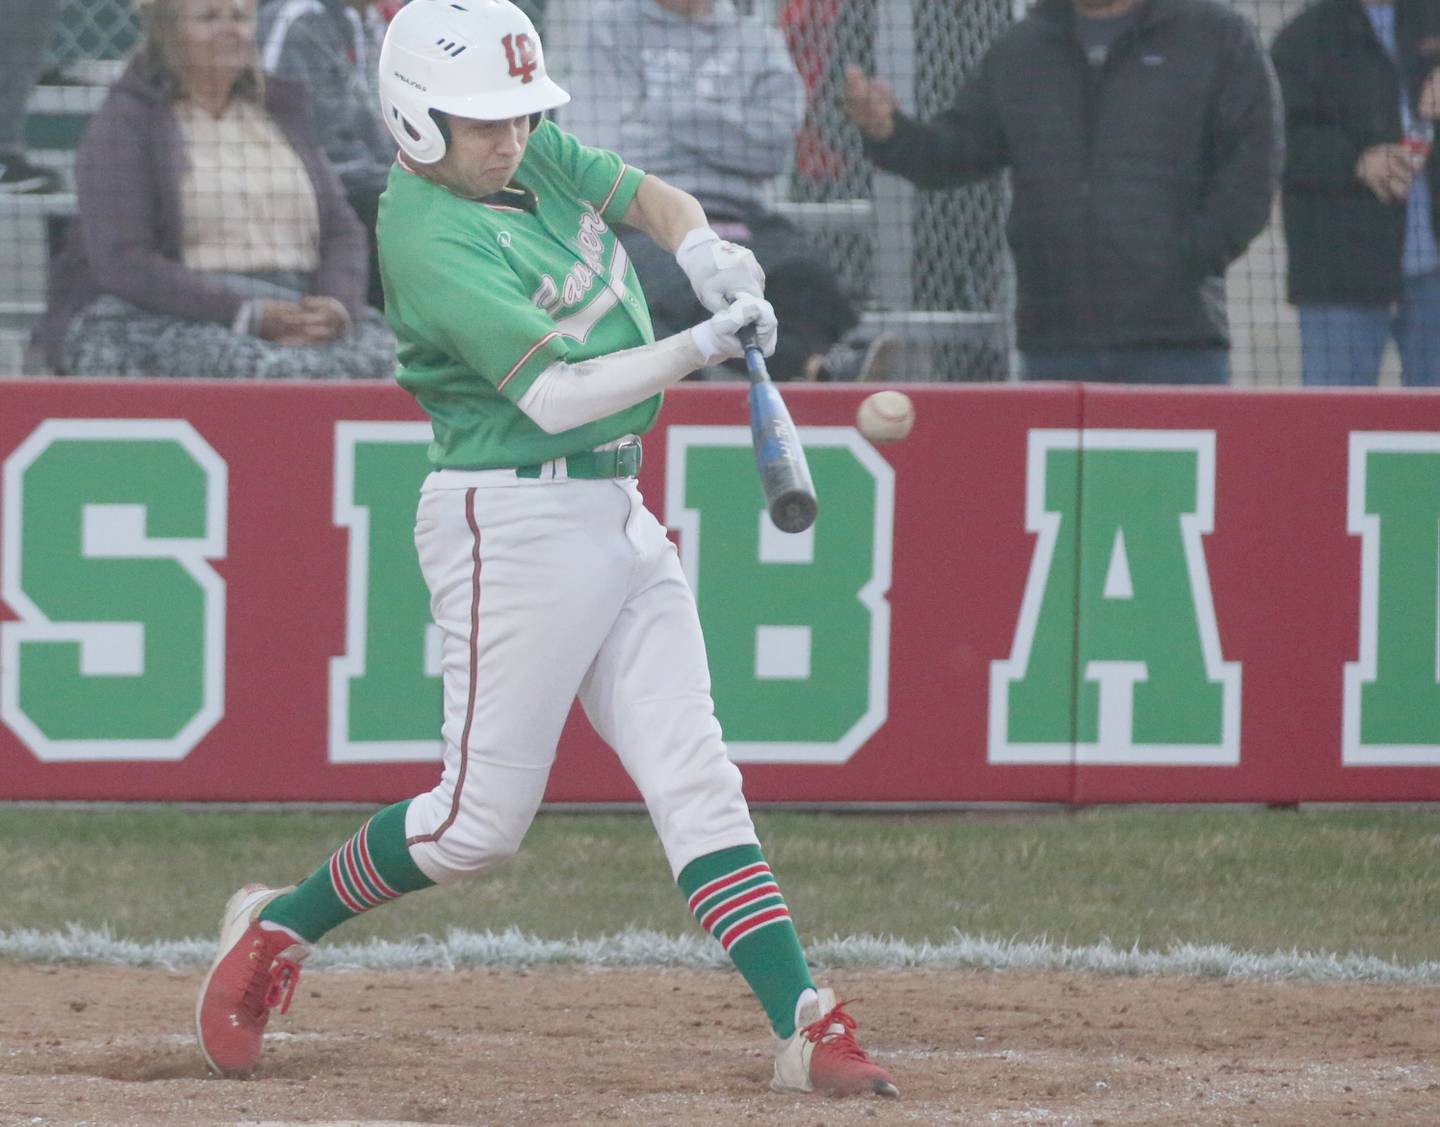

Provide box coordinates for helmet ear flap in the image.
[380,90,448,163]
[430,109,453,146]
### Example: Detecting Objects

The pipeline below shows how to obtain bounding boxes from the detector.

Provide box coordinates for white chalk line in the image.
[2,926,1439,984]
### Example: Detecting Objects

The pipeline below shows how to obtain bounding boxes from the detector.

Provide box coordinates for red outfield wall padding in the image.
[0,380,1436,803]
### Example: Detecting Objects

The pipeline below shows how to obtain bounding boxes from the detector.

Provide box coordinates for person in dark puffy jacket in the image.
[844,0,1282,385]
[1272,0,1440,387]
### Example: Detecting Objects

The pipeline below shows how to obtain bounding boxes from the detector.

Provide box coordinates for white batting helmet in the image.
[378,0,570,164]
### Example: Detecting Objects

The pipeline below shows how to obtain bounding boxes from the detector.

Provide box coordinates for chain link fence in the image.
[765,0,1013,381]
[0,1,1400,384]
[47,0,140,66]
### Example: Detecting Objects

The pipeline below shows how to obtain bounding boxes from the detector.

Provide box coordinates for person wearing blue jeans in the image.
[1298,272,1440,387]
[1274,0,1440,388]
[1022,347,1230,384]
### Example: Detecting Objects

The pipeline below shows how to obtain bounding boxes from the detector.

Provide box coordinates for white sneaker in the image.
[772,987,899,1097]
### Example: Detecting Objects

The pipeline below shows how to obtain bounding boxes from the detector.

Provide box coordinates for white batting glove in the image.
[690,293,778,364]
[675,227,766,314]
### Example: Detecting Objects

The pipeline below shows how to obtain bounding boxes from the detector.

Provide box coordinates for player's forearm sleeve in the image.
[516,331,708,435]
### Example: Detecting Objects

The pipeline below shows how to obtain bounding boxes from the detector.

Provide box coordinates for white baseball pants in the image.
[403,470,759,885]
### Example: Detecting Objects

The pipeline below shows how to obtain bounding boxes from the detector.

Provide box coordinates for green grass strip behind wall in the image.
[2,807,1437,963]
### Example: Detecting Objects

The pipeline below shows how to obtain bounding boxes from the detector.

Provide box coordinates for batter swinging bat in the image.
[740,324,818,534]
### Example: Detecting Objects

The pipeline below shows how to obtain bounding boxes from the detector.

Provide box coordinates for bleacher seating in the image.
[766,189,1007,381]
[1,57,1002,381]
[1,67,116,375]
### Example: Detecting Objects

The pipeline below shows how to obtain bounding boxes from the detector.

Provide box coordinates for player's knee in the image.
[409,805,532,881]
[414,830,524,883]
[458,808,529,864]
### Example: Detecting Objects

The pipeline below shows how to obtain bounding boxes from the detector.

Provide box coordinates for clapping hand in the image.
[843,64,900,143]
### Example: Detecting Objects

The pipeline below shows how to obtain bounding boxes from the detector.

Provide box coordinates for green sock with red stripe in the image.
[679,843,814,1038]
[258,800,435,943]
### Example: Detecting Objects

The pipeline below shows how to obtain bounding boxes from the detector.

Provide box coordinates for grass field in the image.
[3,805,1438,965]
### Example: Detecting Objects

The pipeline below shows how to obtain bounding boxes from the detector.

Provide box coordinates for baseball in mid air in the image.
[856,390,915,445]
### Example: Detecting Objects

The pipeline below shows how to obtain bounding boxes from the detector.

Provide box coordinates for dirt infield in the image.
[1,964,1437,1125]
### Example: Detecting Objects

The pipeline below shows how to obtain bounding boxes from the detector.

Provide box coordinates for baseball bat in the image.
[739,325,818,534]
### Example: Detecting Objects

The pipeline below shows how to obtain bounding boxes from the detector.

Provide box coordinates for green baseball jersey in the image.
[377,121,658,470]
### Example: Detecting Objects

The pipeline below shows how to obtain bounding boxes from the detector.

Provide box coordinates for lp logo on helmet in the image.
[502,33,538,83]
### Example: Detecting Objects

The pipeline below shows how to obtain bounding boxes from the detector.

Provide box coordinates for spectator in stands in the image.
[257,0,394,309]
[777,0,853,192]
[0,0,63,193]
[38,0,395,378]
[844,0,1283,385]
[553,0,893,382]
[1272,0,1440,387]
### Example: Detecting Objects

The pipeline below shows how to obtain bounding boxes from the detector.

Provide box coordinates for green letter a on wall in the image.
[990,430,1240,765]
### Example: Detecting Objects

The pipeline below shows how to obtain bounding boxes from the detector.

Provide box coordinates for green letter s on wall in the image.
[1,420,227,761]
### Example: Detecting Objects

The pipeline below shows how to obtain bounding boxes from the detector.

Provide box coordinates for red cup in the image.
[1405,122,1435,168]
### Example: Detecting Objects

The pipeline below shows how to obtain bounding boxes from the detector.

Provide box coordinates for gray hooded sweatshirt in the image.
[552,0,806,217]
[257,0,395,194]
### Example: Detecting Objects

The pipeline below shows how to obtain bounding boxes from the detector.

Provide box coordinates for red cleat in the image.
[772,988,898,1097]
[195,884,309,1077]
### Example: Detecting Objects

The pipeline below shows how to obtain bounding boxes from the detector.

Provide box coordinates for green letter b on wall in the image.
[665,427,893,764]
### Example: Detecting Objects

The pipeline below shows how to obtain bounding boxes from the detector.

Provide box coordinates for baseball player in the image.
[195,0,896,1100]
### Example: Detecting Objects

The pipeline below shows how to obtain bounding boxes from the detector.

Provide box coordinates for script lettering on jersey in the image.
[502,33,539,83]
[531,208,611,316]
[561,263,596,307]
[575,210,607,272]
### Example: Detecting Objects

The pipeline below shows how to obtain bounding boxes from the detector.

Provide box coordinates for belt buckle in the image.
[614,437,642,477]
